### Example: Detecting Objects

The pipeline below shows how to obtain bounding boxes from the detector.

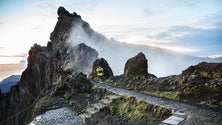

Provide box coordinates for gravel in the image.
[29,107,83,125]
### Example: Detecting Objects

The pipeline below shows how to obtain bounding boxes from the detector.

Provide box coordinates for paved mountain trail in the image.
[91,81,222,125]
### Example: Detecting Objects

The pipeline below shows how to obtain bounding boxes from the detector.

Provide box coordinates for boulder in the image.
[90,58,113,79]
[124,52,148,77]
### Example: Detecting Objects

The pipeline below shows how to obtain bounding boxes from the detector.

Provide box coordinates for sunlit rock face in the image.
[124,52,148,77]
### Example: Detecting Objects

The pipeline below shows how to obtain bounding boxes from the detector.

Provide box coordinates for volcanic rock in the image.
[90,58,113,79]
[0,42,63,125]
[182,62,222,81]
[50,6,92,44]
[124,52,148,77]
[55,72,93,96]
[64,43,98,74]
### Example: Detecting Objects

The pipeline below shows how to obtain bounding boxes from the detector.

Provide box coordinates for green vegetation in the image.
[91,85,99,91]
[199,71,222,81]
[144,91,181,100]
[183,86,221,97]
[109,96,169,124]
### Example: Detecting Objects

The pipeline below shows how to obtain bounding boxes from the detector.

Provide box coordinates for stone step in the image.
[169,115,185,122]
[92,102,106,110]
[79,113,90,120]
[174,111,186,118]
[101,99,112,105]
[107,95,120,100]
[86,107,99,114]
[161,115,185,125]
[161,118,181,125]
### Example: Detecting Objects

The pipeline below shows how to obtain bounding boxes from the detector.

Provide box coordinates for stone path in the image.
[91,81,222,125]
[78,94,120,124]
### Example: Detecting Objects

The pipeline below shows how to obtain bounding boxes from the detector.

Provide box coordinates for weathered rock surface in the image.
[0,42,62,125]
[0,7,99,125]
[50,6,93,44]
[64,43,98,74]
[90,58,113,79]
[124,52,148,77]
[182,62,222,82]
[55,73,93,96]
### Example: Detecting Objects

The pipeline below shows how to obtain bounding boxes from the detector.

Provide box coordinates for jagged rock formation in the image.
[90,58,113,79]
[0,42,62,125]
[64,43,98,74]
[50,6,93,44]
[49,6,222,78]
[124,52,148,77]
[0,7,99,125]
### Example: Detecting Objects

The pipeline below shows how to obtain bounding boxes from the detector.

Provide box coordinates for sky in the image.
[0,0,222,64]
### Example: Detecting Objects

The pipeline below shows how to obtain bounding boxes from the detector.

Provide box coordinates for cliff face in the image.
[0,7,98,125]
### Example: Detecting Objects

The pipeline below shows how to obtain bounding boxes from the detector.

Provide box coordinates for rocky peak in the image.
[57,6,82,20]
[50,6,93,44]
[90,58,113,79]
[0,7,99,124]
[124,52,148,77]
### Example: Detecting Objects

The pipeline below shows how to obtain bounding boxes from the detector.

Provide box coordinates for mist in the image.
[66,21,220,77]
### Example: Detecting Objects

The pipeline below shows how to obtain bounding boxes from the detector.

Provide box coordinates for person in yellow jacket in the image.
[96,66,104,79]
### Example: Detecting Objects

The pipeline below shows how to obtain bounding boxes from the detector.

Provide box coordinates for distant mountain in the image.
[0,75,21,93]
[0,62,26,81]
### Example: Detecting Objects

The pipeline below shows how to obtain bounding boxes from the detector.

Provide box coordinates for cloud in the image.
[152,23,222,56]
[155,32,172,40]
[0,53,27,57]
[143,8,155,16]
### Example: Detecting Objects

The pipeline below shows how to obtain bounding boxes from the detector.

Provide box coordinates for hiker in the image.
[96,66,104,79]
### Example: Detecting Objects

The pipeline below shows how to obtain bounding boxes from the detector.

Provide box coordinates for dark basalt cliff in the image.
[0,7,98,125]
